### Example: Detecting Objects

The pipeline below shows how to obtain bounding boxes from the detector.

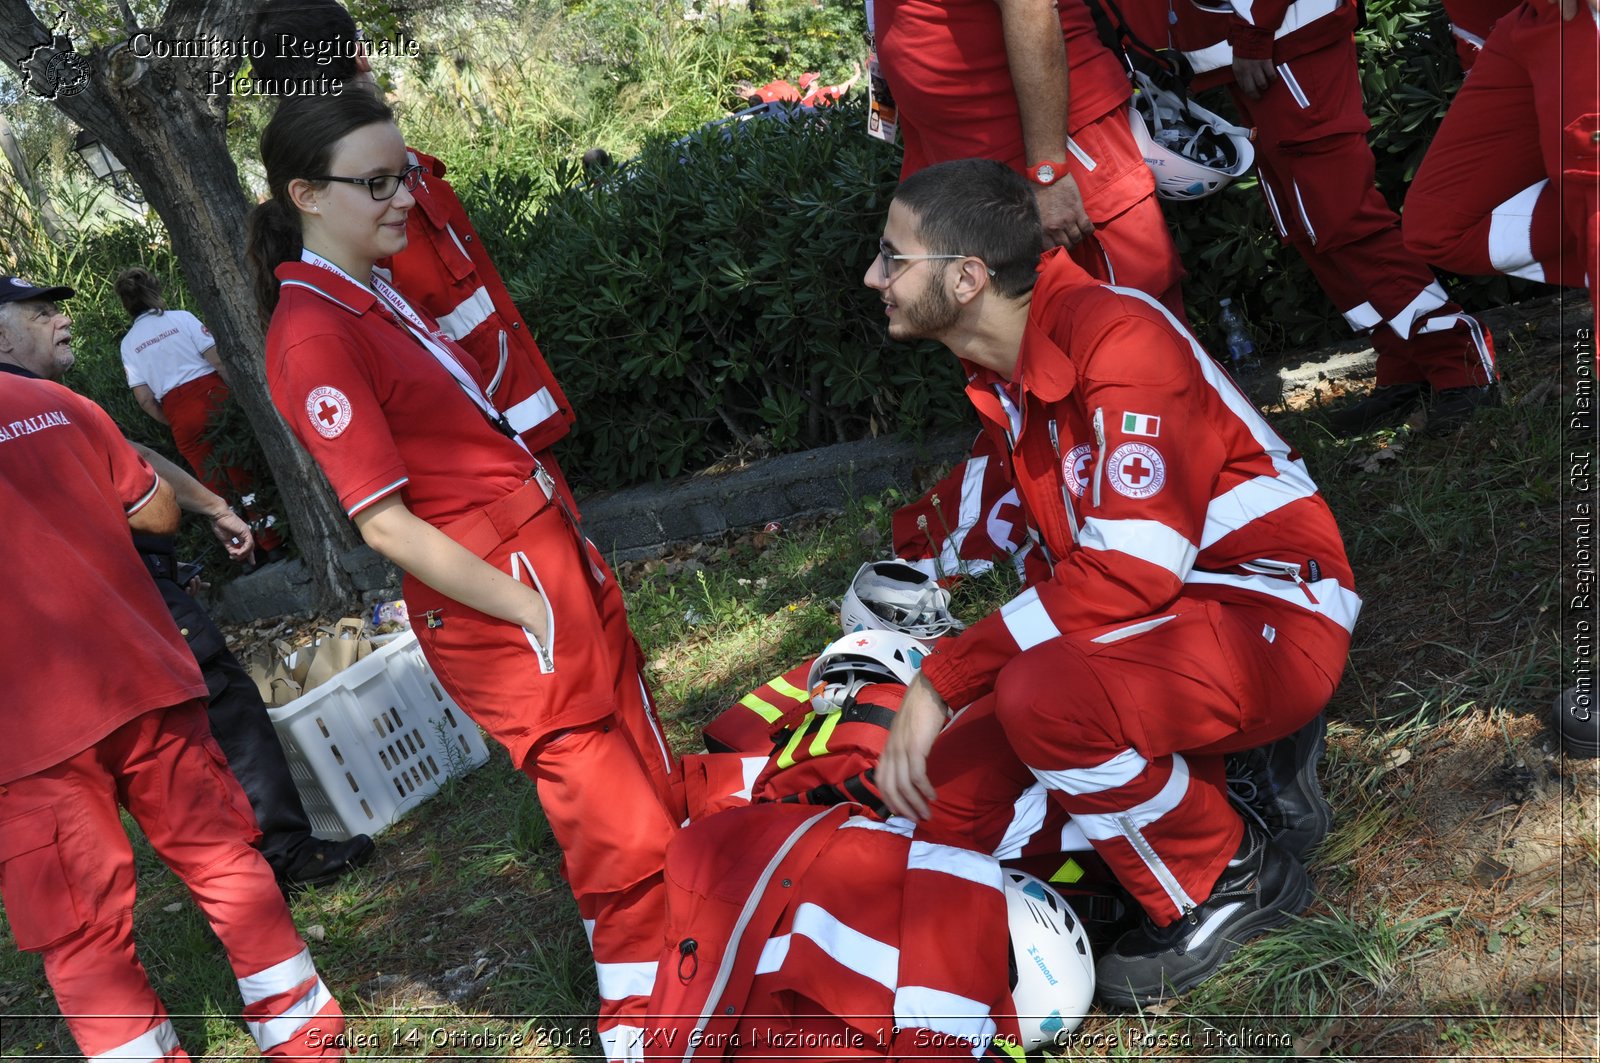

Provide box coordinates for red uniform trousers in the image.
[916,593,1347,925]
[406,460,681,1060]
[1229,35,1497,390]
[1404,2,1600,338]
[0,702,343,1061]
[902,102,1189,320]
[160,374,285,553]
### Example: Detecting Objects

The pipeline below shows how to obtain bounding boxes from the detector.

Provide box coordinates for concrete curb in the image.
[214,428,973,623]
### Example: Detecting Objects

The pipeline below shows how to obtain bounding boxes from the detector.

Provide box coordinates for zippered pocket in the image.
[1092,407,1106,509]
[509,550,556,673]
[1242,558,1320,605]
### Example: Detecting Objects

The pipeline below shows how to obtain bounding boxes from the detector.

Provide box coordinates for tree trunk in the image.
[0,0,362,607]
[0,112,67,243]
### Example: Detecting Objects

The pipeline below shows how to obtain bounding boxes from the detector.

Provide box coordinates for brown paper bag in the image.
[302,618,373,694]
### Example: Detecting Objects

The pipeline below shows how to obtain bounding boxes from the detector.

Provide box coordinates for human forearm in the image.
[129,440,224,517]
[354,496,548,637]
[133,386,170,425]
[128,477,181,535]
[999,0,1071,165]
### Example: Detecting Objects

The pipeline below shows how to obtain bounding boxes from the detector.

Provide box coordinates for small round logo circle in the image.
[306,386,353,439]
[1108,442,1166,500]
[45,51,88,97]
[1062,443,1093,499]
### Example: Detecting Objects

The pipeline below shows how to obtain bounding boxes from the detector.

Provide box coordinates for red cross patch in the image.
[1107,441,1166,499]
[1062,442,1093,499]
[306,386,353,439]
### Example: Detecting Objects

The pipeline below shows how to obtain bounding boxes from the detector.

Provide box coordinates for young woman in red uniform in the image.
[246,91,680,1061]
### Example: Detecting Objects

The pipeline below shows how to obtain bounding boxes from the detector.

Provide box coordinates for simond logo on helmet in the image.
[1027,945,1059,987]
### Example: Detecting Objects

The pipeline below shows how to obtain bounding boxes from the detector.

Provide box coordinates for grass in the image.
[2,301,1596,1061]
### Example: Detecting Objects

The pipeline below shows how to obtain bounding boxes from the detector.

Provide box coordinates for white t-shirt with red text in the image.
[120,308,217,401]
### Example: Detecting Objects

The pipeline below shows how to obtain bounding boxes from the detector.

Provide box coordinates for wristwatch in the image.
[1026,159,1068,187]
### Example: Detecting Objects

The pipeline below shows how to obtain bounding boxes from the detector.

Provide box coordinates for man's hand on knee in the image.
[878,674,949,821]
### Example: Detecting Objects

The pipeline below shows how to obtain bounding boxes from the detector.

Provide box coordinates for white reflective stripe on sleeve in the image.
[90,1020,180,1063]
[1488,181,1548,282]
[1184,570,1362,632]
[1000,587,1061,651]
[1233,0,1257,22]
[1032,747,1148,797]
[1278,0,1342,35]
[125,474,161,516]
[1342,301,1382,331]
[504,387,561,433]
[248,979,335,1050]
[991,782,1049,860]
[844,815,916,836]
[1199,465,1319,550]
[755,933,792,975]
[434,285,496,341]
[238,947,317,1003]
[787,902,899,989]
[1449,23,1486,48]
[583,918,597,946]
[1276,62,1311,108]
[346,477,409,517]
[1387,281,1450,340]
[1058,818,1091,851]
[1184,40,1233,74]
[599,1024,647,1063]
[595,960,658,1001]
[1078,517,1198,579]
[1090,614,1177,644]
[1042,754,1190,840]
[1067,136,1097,172]
[907,841,1004,890]
[894,986,997,1055]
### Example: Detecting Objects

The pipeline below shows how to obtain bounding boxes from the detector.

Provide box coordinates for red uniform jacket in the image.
[1125,0,1359,88]
[384,148,576,450]
[918,249,1360,710]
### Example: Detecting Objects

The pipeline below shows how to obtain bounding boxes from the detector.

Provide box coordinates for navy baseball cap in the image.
[0,276,74,305]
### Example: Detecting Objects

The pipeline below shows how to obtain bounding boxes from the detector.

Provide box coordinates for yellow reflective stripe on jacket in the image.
[808,711,844,758]
[769,675,809,702]
[775,714,816,769]
[739,692,785,724]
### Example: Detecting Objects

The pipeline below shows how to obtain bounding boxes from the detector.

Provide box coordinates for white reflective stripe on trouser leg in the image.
[1000,586,1061,650]
[894,985,997,1054]
[596,959,659,1001]
[638,674,674,776]
[599,1024,646,1063]
[1036,753,1199,915]
[1260,180,1290,239]
[89,1020,180,1063]
[503,386,562,434]
[1342,301,1382,332]
[1488,180,1549,282]
[1416,312,1497,380]
[1387,281,1450,340]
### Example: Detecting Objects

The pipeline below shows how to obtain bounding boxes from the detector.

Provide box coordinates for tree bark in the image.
[0,112,67,243]
[0,0,362,606]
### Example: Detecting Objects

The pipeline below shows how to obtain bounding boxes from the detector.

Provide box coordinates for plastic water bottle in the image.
[1218,298,1258,371]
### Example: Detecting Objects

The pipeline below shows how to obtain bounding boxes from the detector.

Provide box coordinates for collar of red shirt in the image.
[274,260,379,316]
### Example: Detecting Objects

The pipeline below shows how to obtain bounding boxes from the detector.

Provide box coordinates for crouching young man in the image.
[871,159,1361,1006]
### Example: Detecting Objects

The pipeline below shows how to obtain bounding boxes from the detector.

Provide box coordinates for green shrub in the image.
[497,98,967,491]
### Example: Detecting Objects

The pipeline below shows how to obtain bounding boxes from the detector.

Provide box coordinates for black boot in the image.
[1095,823,1314,1008]
[1552,686,1600,758]
[1225,713,1334,861]
[1320,383,1425,437]
[276,834,376,890]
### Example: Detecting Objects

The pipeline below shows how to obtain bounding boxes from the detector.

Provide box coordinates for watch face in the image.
[1035,163,1056,184]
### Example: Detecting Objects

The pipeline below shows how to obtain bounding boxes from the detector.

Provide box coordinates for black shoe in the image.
[1320,383,1426,437]
[1552,687,1600,758]
[1423,383,1501,435]
[277,834,375,890]
[1225,713,1333,862]
[1094,823,1314,1009]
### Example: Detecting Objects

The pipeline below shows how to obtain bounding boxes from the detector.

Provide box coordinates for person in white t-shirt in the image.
[114,267,286,558]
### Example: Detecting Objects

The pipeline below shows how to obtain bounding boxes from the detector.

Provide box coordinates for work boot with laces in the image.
[1095,822,1314,1008]
[1225,712,1333,862]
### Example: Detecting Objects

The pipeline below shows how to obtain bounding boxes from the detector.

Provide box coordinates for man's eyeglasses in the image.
[877,239,996,285]
[313,163,424,201]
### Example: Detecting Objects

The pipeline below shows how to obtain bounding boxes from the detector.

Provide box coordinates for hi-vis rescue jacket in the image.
[1125,0,1359,89]
[384,148,576,451]
[918,249,1360,711]
[645,803,1023,1062]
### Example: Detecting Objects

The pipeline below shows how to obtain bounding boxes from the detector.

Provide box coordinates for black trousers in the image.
[137,535,314,873]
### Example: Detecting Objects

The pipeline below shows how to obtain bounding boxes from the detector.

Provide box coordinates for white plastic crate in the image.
[267,631,491,839]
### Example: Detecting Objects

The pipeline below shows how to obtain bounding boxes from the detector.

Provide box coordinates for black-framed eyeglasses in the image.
[312,163,424,201]
[877,238,996,285]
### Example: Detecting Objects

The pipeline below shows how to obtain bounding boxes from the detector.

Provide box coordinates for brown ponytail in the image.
[114,267,166,319]
[247,89,395,321]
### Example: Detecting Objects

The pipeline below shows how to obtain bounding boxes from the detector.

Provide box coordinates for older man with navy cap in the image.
[0,275,77,379]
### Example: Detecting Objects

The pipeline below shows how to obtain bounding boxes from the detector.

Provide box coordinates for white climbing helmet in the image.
[1004,869,1097,1050]
[1127,69,1255,201]
[807,629,926,713]
[839,560,965,646]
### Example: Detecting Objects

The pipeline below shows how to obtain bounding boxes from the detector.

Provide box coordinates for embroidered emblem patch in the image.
[1121,411,1161,437]
[1062,442,1093,498]
[1108,441,1166,499]
[306,386,353,439]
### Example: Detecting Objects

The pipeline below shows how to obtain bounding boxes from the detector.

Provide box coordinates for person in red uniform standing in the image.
[1124,0,1499,435]
[1442,0,1521,67]
[0,277,346,1062]
[115,267,287,560]
[248,0,576,453]
[867,160,1360,1005]
[245,91,680,1062]
[1404,0,1599,337]
[873,0,1189,318]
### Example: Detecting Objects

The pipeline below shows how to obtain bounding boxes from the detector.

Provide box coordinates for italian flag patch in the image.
[1121,412,1161,437]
